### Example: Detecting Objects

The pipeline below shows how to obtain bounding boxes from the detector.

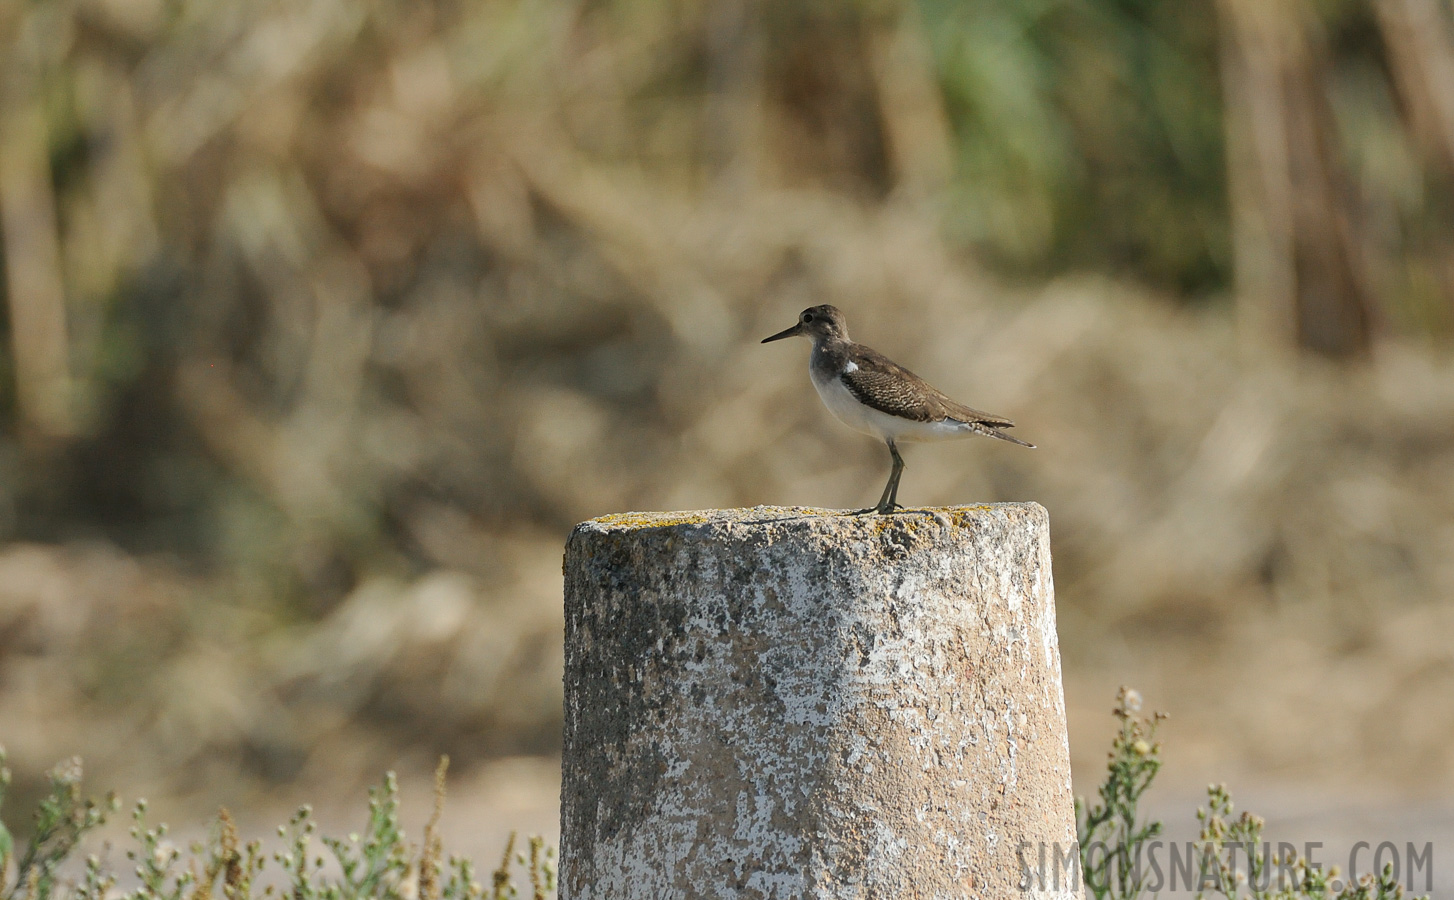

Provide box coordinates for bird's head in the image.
[761,305,848,345]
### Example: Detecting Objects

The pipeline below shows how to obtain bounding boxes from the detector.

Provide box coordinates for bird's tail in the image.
[964,421,1036,449]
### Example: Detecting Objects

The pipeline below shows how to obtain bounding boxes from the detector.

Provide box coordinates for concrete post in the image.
[560,504,1078,900]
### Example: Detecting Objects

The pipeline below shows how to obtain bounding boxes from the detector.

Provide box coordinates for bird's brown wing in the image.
[940,397,1016,428]
[841,344,1015,427]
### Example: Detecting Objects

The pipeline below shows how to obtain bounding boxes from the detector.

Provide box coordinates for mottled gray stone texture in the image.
[561,504,1077,900]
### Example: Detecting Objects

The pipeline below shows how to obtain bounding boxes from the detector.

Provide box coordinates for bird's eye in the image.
[802,313,814,323]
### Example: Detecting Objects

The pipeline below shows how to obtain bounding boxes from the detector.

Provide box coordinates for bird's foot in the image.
[851,502,905,515]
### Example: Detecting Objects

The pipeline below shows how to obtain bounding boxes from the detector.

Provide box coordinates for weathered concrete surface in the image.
[561,504,1077,900]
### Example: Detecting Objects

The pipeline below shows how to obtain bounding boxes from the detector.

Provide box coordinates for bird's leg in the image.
[855,469,894,515]
[880,441,906,513]
[853,441,905,515]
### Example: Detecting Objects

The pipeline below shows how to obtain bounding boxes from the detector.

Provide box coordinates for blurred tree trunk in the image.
[0,8,74,441]
[1372,0,1454,326]
[1218,0,1376,358]
[705,0,765,194]
[1374,0,1454,172]
[865,1,953,202]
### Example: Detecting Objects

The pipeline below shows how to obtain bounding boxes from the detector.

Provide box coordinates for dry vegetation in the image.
[1,0,1453,814]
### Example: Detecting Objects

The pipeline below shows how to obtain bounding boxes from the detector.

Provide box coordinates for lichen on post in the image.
[560,503,1078,899]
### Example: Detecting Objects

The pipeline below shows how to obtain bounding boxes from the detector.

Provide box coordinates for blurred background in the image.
[2,0,1454,860]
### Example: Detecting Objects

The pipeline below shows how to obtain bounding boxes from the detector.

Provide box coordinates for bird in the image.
[762,304,1034,514]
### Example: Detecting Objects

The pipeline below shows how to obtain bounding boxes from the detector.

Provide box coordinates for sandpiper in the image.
[763,304,1034,514]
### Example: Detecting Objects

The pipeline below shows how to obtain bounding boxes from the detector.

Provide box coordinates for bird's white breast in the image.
[809,366,970,443]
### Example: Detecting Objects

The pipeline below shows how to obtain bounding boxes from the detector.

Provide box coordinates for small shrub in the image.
[0,750,554,900]
[1077,690,1428,900]
[1075,686,1166,899]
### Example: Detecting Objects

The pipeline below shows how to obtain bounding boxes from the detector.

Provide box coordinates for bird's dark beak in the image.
[761,323,802,343]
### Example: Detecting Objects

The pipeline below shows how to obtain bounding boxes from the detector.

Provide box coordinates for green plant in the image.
[1076,686,1166,900]
[1195,784,1417,900]
[1076,691,1430,900]
[0,750,117,900]
[0,750,554,900]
